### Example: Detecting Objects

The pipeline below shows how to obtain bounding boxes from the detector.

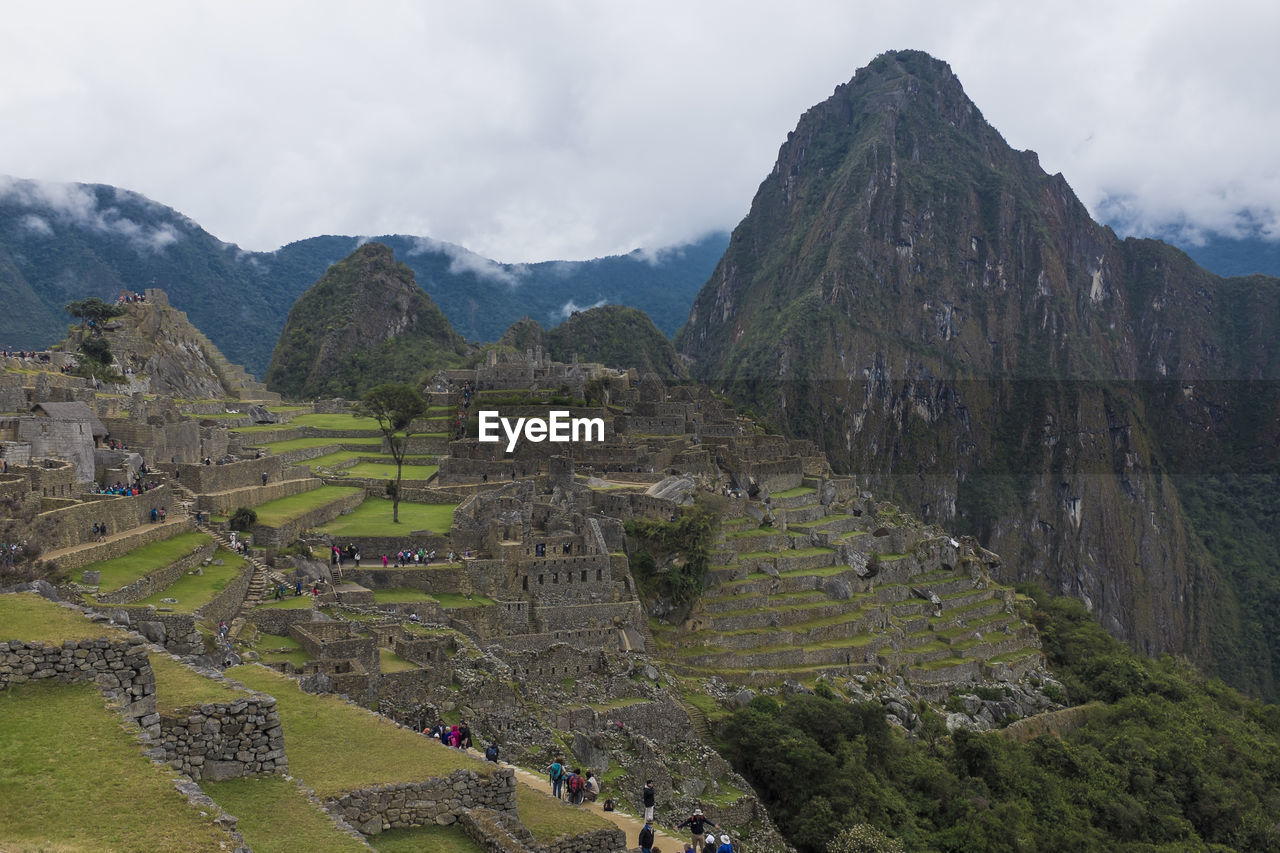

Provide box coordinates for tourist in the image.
[717,834,734,853]
[584,771,599,802]
[639,822,655,853]
[642,779,656,822]
[354,550,361,567]
[547,759,565,799]
[702,834,717,853]
[381,554,388,567]
[485,742,499,762]
[458,721,472,749]
[678,808,719,844]
[295,579,303,596]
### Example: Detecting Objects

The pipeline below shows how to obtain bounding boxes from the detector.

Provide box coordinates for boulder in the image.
[81,570,101,585]
[247,405,279,424]
[820,481,837,506]
[823,577,853,600]
[137,621,167,644]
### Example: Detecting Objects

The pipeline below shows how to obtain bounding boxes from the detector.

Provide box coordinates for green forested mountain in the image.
[545,305,689,381]
[264,242,468,398]
[677,50,1280,697]
[0,176,725,375]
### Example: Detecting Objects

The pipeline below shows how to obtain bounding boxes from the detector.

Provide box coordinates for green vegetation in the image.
[626,503,717,608]
[355,383,430,523]
[226,664,478,796]
[251,486,363,527]
[718,590,1280,852]
[260,436,383,454]
[0,591,125,643]
[514,785,612,842]
[286,412,387,431]
[264,242,468,398]
[0,681,236,851]
[229,506,258,532]
[542,304,689,381]
[151,654,244,712]
[134,549,246,612]
[370,824,485,852]
[203,775,371,853]
[379,647,418,673]
[340,461,439,480]
[77,531,212,593]
[315,498,456,537]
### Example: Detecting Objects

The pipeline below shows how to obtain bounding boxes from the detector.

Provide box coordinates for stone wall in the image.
[326,766,517,836]
[247,607,320,637]
[105,609,204,655]
[590,490,674,521]
[52,517,197,573]
[459,807,626,853]
[95,542,215,605]
[169,456,284,493]
[17,459,79,497]
[158,693,288,781]
[196,476,322,516]
[0,634,159,733]
[195,558,257,625]
[38,482,177,551]
[252,488,365,548]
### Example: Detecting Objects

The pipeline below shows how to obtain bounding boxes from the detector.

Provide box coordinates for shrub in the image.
[229,507,258,532]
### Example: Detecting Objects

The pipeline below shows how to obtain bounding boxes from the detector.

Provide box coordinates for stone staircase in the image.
[665,494,1044,688]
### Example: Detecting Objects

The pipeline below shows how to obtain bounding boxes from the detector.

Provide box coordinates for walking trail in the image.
[490,755,686,850]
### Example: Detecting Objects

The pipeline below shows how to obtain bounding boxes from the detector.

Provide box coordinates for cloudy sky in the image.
[2,1,1277,261]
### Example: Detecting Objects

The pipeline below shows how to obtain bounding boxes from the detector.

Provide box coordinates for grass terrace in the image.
[251,486,363,527]
[514,785,612,844]
[134,549,247,612]
[225,664,478,797]
[255,593,316,610]
[0,592,126,643]
[338,462,439,480]
[79,530,212,593]
[370,825,485,852]
[371,588,438,604]
[151,654,245,713]
[0,681,237,852]
[379,647,418,673]
[771,485,817,499]
[315,499,457,537]
[286,413,386,431]
[202,775,370,853]
[254,631,310,667]
[260,436,383,454]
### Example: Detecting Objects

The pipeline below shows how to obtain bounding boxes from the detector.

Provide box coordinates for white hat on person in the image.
[721,835,731,844]
[706,834,716,845]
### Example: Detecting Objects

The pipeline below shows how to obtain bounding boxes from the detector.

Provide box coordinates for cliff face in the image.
[678,51,1280,681]
[264,242,468,399]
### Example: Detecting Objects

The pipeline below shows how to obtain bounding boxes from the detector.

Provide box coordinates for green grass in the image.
[251,486,363,527]
[79,531,212,593]
[134,549,246,612]
[379,647,418,673]
[260,436,383,453]
[232,422,301,434]
[315,499,457,537]
[371,588,438,603]
[0,681,237,851]
[771,486,817,498]
[370,824,485,852]
[514,785,612,842]
[225,664,480,797]
[0,592,126,643]
[337,462,439,480]
[151,654,245,713]
[287,413,387,431]
[202,775,370,853]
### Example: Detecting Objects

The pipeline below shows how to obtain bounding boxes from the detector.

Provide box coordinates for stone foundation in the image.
[158,694,288,781]
[327,766,517,836]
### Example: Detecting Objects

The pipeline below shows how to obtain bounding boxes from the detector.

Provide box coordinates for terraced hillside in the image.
[658,482,1043,692]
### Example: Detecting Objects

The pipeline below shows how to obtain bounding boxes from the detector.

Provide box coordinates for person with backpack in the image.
[484,743,499,762]
[638,821,655,853]
[566,769,585,805]
[547,759,565,799]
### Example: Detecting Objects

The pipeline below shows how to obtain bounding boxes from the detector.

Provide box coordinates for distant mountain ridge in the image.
[0,175,727,376]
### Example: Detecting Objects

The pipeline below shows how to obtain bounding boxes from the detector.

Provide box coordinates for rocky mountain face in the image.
[0,176,725,376]
[677,50,1280,692]
[264,242,469,398]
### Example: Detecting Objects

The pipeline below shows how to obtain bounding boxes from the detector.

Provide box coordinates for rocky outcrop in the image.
[677,50,1280,682]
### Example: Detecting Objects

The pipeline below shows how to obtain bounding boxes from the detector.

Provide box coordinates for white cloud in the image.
[0,175,182,253]
[19,214,52,236]
[0,2,1276,259]
[555,298,607,323]
[406,236,528,287]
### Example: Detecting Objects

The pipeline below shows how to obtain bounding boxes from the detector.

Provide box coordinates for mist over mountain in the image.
[677,50,1280,697]
[0,175,726,375]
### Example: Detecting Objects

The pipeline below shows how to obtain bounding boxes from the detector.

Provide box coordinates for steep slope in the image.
[545,305,689,381]
[264,242,468,399]
[0,176,726,376]
[678,50,1280,691]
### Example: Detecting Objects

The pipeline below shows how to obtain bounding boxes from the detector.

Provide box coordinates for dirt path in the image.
[490,756,687,850]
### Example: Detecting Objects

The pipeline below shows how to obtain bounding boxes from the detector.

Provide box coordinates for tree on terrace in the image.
[354,383,428,524]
